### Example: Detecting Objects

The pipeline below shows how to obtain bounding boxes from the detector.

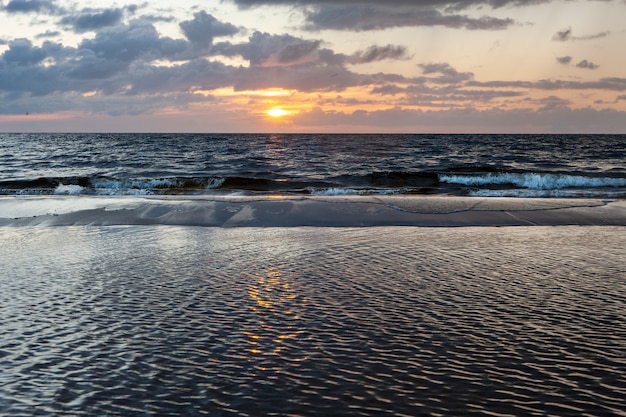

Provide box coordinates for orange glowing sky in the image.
[1,0,626,132]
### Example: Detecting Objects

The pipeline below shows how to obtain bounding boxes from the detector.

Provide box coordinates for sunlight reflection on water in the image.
[1,226,625,416]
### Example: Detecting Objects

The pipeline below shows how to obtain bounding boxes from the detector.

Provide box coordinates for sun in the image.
[266,106,293,118]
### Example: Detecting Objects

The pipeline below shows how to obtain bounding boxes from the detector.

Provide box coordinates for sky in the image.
[1,0,626,133]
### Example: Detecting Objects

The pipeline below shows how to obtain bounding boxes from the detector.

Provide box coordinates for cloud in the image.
[231,65,366,92]
[0,19,198,98]
[179,11,239,48]
[302,4,514,31]
[75,21,190,67]
[291,106,626,133]
[212,32,323,67]
[370,84,407,95]
[418,62,474,84]
[2,38,47,65]
[576,59,599,70]
[0,2,623,133]
[553,27,611,42]
[535,95,571,111]
[229,0,557,10]
[0,22,387,108]
[574,31,611,41]
[273,40,321,65]
[556,56,572,65]
[125,59,234,95]
[0,40,75,96]
[2,0,61,14]
[60,8,125,33]
[349,45,411,64]
[468,78,626,91]
[552,27,571,41]
[35,30,61,38]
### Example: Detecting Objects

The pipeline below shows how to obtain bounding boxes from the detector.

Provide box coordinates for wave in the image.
[1,170,625,198]
[440,173,626,190]
[308,187,401,196]
[469,189,626,198]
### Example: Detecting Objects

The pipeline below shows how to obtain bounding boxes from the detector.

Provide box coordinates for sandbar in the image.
[1,195,625,227]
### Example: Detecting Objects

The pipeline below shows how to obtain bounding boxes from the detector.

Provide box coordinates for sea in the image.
[1,133,625,198]
[1,133,626,417]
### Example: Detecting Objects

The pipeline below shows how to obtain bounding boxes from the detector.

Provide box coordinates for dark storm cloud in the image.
[179,11,239,48]
[60,8,125,32]
[556,56,572,65]
[2,0,61,14]
[302,5,514,31]
[349,45,411,64]
[576,59,599,69]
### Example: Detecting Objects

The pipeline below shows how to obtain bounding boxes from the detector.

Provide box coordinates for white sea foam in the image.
[468,189,624,198]
[206,177,225,189]
[54,184,85,195]
[90,178,224,194]
[92,178,173,190]
[308,187,400,196]
[440,173,626,190]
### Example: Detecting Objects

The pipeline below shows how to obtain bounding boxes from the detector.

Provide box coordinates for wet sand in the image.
[1,194,625,226]
[1,196,625,416]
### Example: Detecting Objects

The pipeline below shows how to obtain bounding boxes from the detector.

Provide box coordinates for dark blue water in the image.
[1,133,625,197]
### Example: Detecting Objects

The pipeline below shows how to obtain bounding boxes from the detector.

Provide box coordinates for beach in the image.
[1,194,626,227]
[1,195,625,416]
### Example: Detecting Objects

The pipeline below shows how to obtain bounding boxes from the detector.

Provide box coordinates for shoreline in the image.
[1,195,625,227]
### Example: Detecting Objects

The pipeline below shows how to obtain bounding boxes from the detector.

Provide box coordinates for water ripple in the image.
[1,226,625,416]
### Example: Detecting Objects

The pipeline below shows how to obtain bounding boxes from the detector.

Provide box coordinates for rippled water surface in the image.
[2,226,626,416]
[2,133,626,197]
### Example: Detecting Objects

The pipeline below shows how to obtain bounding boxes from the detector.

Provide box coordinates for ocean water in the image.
[1,133,625,198]
[2,133,626,417]
[1,226,625,416]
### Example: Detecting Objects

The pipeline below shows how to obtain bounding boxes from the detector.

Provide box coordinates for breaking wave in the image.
[2,170,626,198]
[440,173,626,190]
[308,187,401,196]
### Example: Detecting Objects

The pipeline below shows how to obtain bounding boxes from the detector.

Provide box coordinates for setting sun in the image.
[266,107,293,118]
